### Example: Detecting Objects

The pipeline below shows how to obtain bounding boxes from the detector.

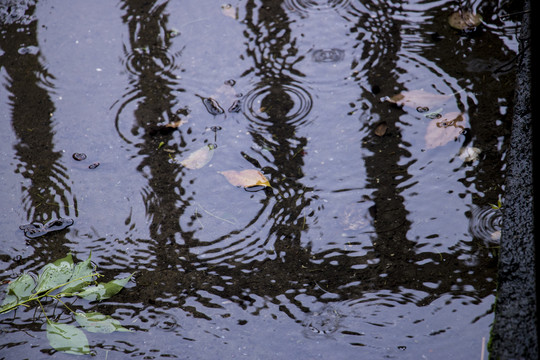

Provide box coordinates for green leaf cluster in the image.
[0,253,133,355]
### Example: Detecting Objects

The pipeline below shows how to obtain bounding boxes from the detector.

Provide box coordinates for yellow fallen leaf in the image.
[424,112,465,149]
[219,169,270,188]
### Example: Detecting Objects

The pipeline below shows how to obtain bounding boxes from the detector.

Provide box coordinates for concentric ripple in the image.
[468,205,502,242]
[243,82,313,127]
[121,46,181,76]
[284,0,352,16]
[302,305,342,338]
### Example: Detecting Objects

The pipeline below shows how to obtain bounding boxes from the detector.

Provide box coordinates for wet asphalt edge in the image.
[488,0,537,358]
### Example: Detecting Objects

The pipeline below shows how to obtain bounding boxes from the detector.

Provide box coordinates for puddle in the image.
[0,0,520,358]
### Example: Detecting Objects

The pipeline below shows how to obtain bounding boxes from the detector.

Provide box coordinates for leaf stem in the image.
[37,299,50,323]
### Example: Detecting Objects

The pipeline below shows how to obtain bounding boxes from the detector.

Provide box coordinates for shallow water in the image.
[0,0,520,358]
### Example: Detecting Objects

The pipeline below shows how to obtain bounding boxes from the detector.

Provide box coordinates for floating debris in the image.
[459,146,481,162]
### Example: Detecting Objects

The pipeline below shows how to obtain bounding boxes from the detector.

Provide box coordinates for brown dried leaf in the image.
[386,89,452,109]
[449,11,482,31]
[219,169,270,188]
[374,122,388,137]
[424,112,465,149]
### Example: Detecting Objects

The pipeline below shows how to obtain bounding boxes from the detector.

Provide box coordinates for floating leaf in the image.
[77,274,132,301]
[0,273,35,313]
[459,146,481,162]
[449,11,482,31]
[180,144,216,169]
[164,119,188,129]
[424,112,465,149]
[374,122,388,137]
[34,253,74,294]
[74,311,131,333]
[384,89,452,109]
[219,169,271,188]
[46,321,90,355]
[221,4,238,19]
[60,254,95,295]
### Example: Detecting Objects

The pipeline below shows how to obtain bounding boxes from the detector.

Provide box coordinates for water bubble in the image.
[152,313,180,332]
[312,48,345,63]
[426,112,442,119]
[72,153,87,161]
[18,45,39,55]
[302,305,341,338]
[228,99,242,113]
[201,97,225,116]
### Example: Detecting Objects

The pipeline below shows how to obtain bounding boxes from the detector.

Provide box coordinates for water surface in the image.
[0,0,520,358]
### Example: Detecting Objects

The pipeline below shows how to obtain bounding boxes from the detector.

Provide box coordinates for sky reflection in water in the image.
[0,0,518,358]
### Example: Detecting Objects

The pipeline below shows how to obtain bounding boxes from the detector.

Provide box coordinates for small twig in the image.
[195,202,236,225]
[54,296,75,314]
[493,43,530,73]
[194,208,204,229]
[314,281,332,294]
[499,10,531,20]
[481,336,485,360]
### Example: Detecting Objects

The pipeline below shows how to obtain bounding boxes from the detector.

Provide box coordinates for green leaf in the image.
[60,254,95,295]
[77,274,132,301]
[46,321,90,355]
[34,253,74,294]
[74,311,131,333]
[0,273,36,313]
